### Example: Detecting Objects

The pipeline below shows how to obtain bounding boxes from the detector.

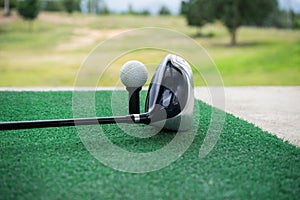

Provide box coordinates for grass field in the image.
[0,11,300,86]
[0,91,299,199]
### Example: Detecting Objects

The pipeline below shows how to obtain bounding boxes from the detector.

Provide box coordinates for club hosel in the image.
[129,112,151,125]
[130,110,166,125]
[126,86,142,114]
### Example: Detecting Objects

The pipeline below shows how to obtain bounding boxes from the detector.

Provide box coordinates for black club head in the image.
[145,54,194,131]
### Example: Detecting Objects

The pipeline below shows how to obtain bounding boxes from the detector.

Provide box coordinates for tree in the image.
[185,0,214,34]
[17,0,40,30]
[290,10,300,29]
[214,0,277,45]
[98,5,110,15]
[262,8,293,29]
[64,0,76,14]
[125,4,149,15]
[0,0,17,16]
[127,3,135,15]
[158,5,171,15]
[41,1,64,12]
[96,0,110,15]
[4,0,9,16]
[140,9,150,16]
[180,0,188,15]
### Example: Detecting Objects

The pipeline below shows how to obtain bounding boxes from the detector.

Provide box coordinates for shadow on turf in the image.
[210,41,273,48]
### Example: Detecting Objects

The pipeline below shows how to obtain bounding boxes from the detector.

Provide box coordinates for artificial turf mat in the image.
[0,91,299,200]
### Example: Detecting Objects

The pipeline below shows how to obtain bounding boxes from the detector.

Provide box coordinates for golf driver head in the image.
[145,54,194,131]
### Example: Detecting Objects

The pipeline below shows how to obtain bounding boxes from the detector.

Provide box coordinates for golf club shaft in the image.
[0,115,137,130]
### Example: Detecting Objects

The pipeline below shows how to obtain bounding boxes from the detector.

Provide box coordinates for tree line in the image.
[2,0,299,44]
[0,0,173,16]
[181,0,300,45]
[0,0,173,31]
[1,0,83,15]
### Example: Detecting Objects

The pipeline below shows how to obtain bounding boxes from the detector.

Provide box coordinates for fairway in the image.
[0,12,300,86]
[0,91,299,199]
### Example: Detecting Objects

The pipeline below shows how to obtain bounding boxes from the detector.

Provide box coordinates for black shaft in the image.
[127,87,142,114]
[0,115,134,131]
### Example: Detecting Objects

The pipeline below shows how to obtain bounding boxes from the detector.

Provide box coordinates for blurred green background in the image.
[0,0,299,86]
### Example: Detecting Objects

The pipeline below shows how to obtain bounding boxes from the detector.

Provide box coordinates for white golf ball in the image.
[120,60,148,88]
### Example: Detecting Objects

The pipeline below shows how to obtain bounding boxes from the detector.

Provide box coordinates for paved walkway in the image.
[195,86,300,147]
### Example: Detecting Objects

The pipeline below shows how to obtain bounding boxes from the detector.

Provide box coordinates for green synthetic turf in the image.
[0,91,299,200]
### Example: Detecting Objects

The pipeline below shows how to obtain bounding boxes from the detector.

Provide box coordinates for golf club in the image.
[0,54,194,131]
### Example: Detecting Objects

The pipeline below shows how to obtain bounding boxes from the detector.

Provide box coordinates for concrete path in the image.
[1,86,299,147]
[195,86,300,147]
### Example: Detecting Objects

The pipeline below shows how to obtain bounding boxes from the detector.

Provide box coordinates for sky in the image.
[278,0,300,13]
[104,0,300,14]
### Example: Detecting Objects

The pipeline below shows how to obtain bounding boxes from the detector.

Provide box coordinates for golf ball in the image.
[120,60,148,88]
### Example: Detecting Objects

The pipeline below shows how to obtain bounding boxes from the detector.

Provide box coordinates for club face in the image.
[145,54,194,131]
